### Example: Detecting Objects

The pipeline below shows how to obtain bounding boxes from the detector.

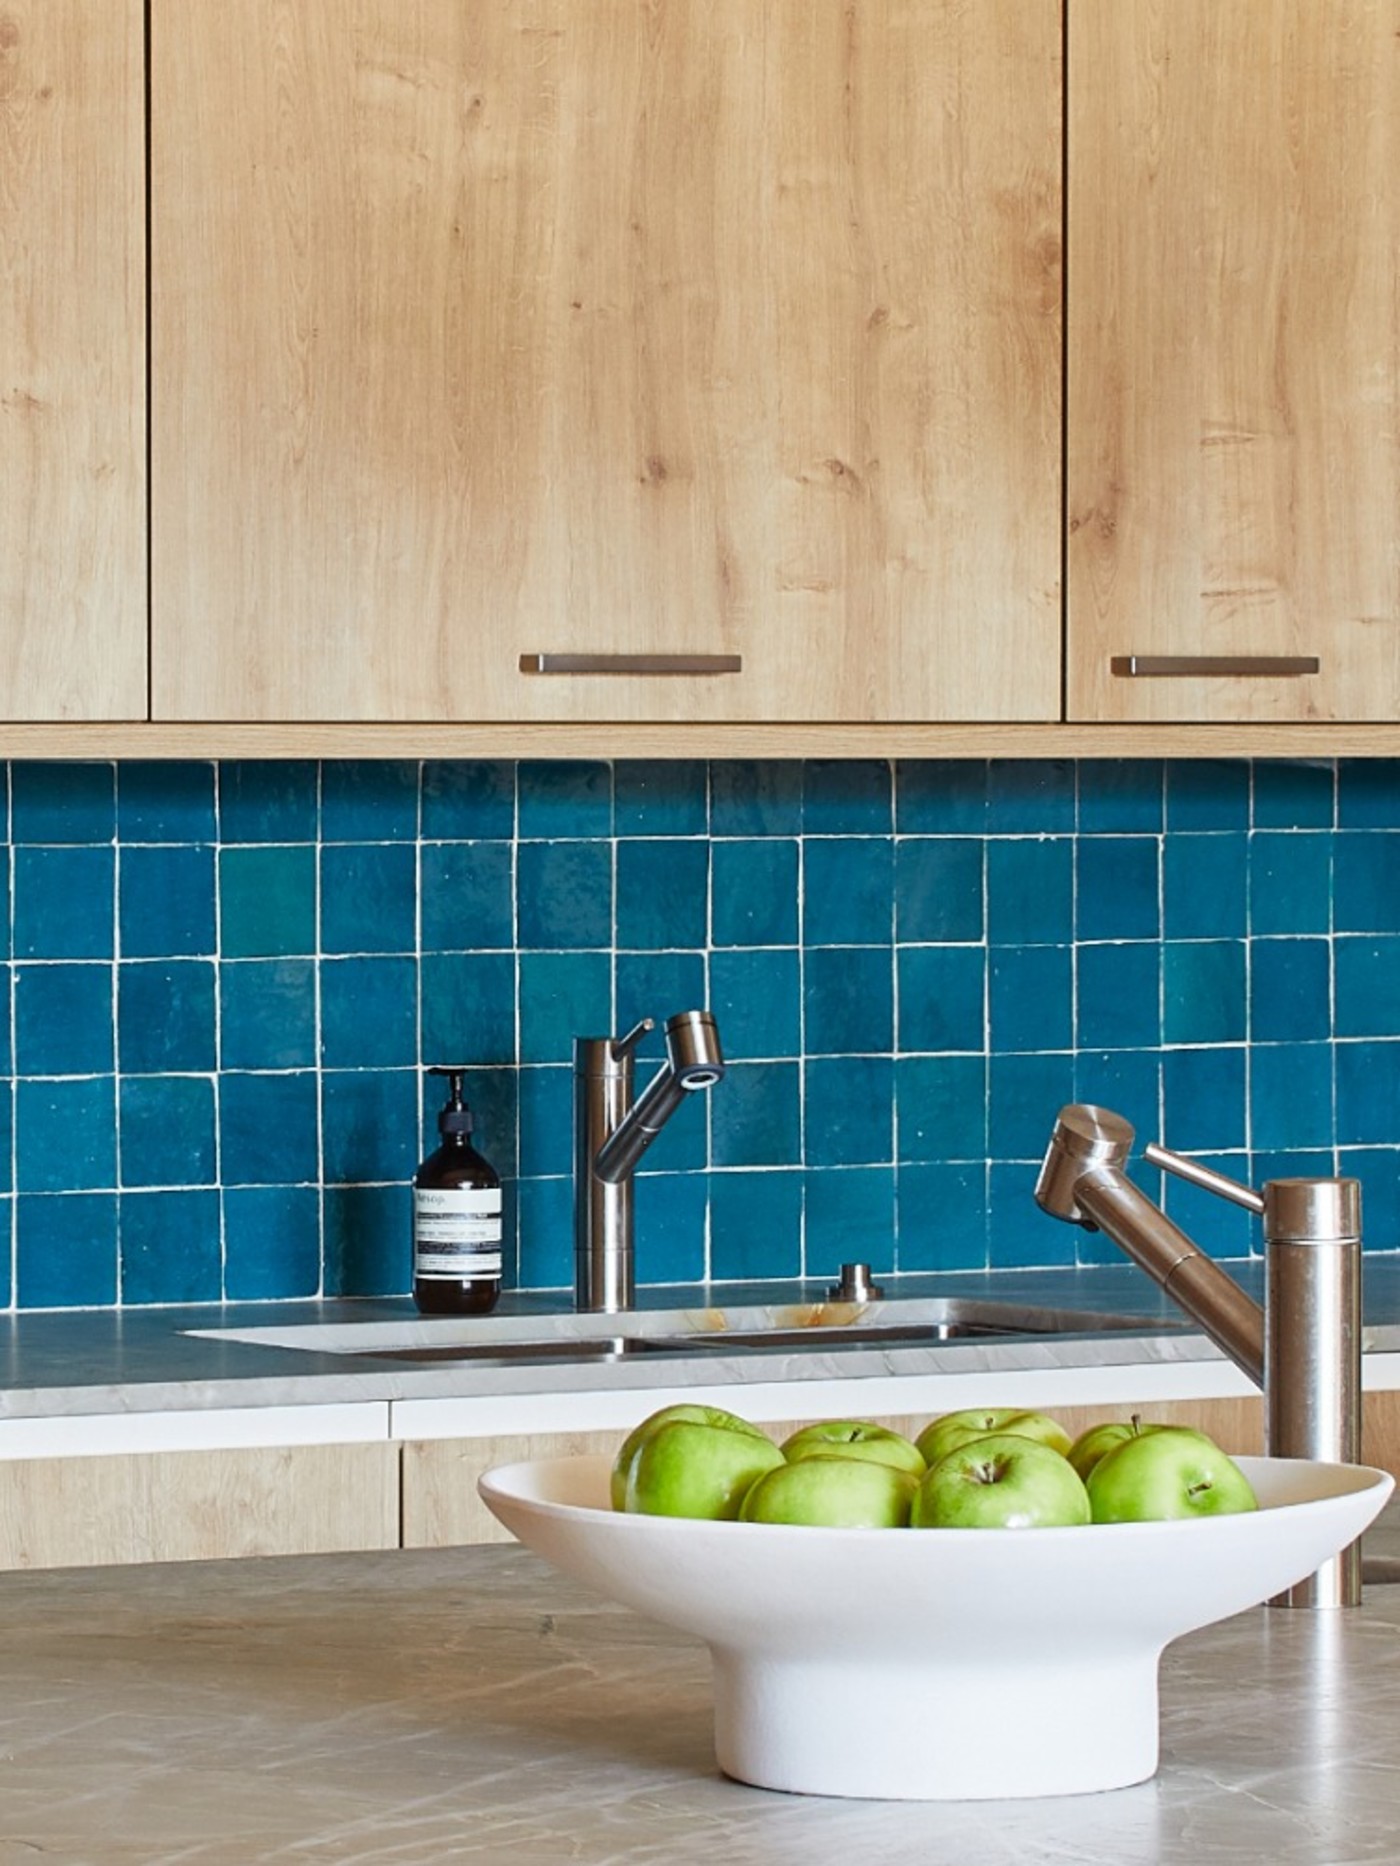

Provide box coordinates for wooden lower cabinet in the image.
[0,1441,398,1571]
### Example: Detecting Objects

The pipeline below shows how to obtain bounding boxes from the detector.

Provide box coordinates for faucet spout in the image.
[594,1011,725,1185]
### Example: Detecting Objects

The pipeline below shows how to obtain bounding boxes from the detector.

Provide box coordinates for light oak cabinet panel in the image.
[0,1442,398,1571]
[1068,1,1400,723]
[0,0,146,721]
[150,1,1062,725]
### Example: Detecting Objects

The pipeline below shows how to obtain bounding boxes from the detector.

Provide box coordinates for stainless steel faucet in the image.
[573,1010,725,1312]
[1036,1104,1363,1607]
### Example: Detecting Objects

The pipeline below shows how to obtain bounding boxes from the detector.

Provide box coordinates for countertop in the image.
[4,1509,1400,1864]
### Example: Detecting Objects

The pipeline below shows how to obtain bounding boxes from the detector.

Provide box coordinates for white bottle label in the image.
[414,1186,503,1278]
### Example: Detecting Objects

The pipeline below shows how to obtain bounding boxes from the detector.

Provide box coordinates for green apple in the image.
[1086,1425,1258,1524]
[915,1406,1073,1469]
[780,1419,926,1477]
[1065,1415,1218,1482]
[620,1417,784,1521]
[740,1454,919,1528]
[610,1403,770,1510]
[911,1434,1091,1529]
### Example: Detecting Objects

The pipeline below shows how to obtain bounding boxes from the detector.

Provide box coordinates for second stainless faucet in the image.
[574,1010,725,1311]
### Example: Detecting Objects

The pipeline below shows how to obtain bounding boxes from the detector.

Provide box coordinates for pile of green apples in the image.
[610,1402,1260,1529]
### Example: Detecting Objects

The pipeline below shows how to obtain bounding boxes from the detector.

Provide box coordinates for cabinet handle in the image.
[1110,654,1320,678]
[520,652,742,676]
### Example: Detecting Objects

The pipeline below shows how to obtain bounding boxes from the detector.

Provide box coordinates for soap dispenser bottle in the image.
[412,1066,502,1316]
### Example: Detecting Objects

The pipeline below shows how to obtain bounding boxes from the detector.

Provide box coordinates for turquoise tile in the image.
[11,763,114,842]
[803,760,892,833]
[518,950,610,1065]
[985,838,1070,945]
[615,952,708,1069]
[321,1068,418,1184]
[1338,761,1400,828]
[321,762,419,842]
[804,838,895,946]
[1253,761,1334,829]
[895,1054,987,1162]
[1336,1041,1400,1146]
[1251,1044,1333,1151]
[1335,937,1400,1038]
[804,947,892,1056]
[220,1073,319,1186]
[1161,1046,1247,1153]
[634,1171,708,1283]
[1075,943,1161,1052]
[895,1163,987,1270]
[615,840,708,949]
[1166,761,1250,830]
[896,839,984,943]
[220,960,316,1070]
[710,1170,802,1281]
[805,1167,895,1277]
[1162,1153,1257,1259]
[320,956,417,1067]
[218,761,318,842]
[895,761,987,833]
[897,946,985,1053]
[120,1190,221,1303]
[118,961,217,1076]
[804,1056,893,1166]
[709,763,803,837]
[120,845,217,957]
[14,963,114,1075]
[990,946,1073,1053]
[615,761,709,836]
[518,761,611,839]
[990,1161,1076,1268]
[1249,831,1331,935]
[988,1051,1074,1160]
[421,761,515,840]
[987,760,1075,832]
[1163,834,1246,940]
[709,949,800,1060]
[119,1076,216,1189]
[117,763,217,842]
[420,843,514,952]
[515,1175,573,1289]
[16,1193,117,1307]
[223,1186,321,1299]
[517,1066,573,1179]
[1251,939,1330,1041]
[1077,762,1164,833]
[1077,838,1159,942]
[1163,940,1246,1044]
[711,1061,801,1168]
[711,841,798,946]
[14,846,114,958]
[220,846,316,958]
[1335,832,1400,933]
[16,1078,116,1192]
[517,841,611,949]
[321,844,417,954]
[1338,1150,1400,1252]
[323,1184,411,1296]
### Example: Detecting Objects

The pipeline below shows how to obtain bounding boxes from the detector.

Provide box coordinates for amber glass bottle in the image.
[412,1067,502,1316]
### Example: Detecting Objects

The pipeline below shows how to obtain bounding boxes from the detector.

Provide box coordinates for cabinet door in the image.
[0,0,146,720]
[151,1,1061,725]
[1068,1,1400,723]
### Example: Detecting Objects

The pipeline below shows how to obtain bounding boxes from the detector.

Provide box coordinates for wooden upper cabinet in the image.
[1068,1,1400,724]
[150,1,1061,725]
[0,1,146,722]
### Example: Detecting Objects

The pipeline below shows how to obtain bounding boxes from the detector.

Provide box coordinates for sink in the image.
[188,1299,1180,1369]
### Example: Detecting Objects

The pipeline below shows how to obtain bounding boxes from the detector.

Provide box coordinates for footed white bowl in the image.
[479,1453,1393,1802]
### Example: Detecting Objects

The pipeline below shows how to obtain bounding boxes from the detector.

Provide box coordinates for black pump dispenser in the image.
[412,1065,502,1316]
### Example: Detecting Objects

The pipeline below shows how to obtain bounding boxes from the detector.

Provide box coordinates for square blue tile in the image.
[16,1193,117,1306]
[615,953,708,1073]
[895,1054,987,1162]
[1250,939,1331,1042]
[420,843,514,953]
[323,1184,411,1296]
[1251,1043,1333,1151]
[421,761,515,840]
[804,839,894,946]
[1163,834,1247,940]
[708,949,800,1061]
[1166,761,1250,830]
[517,1066,573,1179]
[804,1056,893,1166]
[320,762,420,842]
[895,1163,987,1270]
[120,1190,221,1303]
[220,846,316,959]
[420,951,516,1067]
[517,841,611,950]
[985,838,1071,945]
[1077,762,1164,833]
[218,761,318,842]
[517,761,611,839]
[896,839,984,943]
[223,1186,322,1299]
[709,764,804,837]
[220,960,316,1070]
[1249,831,1331,935]
[988,1051,1074,1160]
[517,951,611,1065]
[0,849,9,959]
[1075,943,1161,1052]
[14,963,113,1075]
[320,956,417,1068]
[119,963,215,1076]
[16,1078,116,1192]
[320,844,417,954]
[615,761,709,836]
[710,1061,801,1168]
[1336,1041,1400,1146]
[1337,761,1400,829]
[1335,937,1400,1037]
[615,840,709,949]
[1253,761,1334,829]
[11,763,115,842]
[634,1171,708,1283]
[1072,1050,1161,1140]
[804,1167,895,1277]
[1161,1046,1247,1153]
[220,1072,320,1185]
[990,1161,1076,1268]
[987,761,1075,833]
[989,946,1072,1054]
[897,946,985,1053]
[1076,838,1159,942]
[120,844,217,958]
[804,947,893,1056]
[1334,832,1400,933]
[803,760,892,833]
[711,841,799,946]
[14,846,115,958]
[895,761,987,834]
[119,1076,216,1188]
[0,1198,9,1302]
[514,1174,572,1290]
[1162,1155,1256,1259]
[117,763,217,842]
[449,1066,518,1179]
[710,1170,803,1281]
[321,1068,418,1184]
[1163,941,1247,1044]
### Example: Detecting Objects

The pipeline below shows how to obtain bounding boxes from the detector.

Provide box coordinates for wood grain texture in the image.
[0,0,146,720]
[1068,0,1400,723]
[151,0,1061,724]
[0,1442,398,1570]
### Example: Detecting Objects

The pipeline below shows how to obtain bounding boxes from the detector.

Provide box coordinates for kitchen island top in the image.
[4,1512,1400,1864]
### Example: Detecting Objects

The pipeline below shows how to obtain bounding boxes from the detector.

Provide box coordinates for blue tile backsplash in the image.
[3,755,1400,1312]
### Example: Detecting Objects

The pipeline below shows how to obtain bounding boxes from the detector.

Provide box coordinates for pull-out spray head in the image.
[593,1011,725,1184]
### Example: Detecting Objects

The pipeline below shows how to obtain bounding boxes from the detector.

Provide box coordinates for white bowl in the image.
[479,1452,1393,1802]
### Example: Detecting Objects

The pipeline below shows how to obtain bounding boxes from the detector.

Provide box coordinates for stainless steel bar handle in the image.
[1143,1143,1266,1214]
[521,653,743,675]
[1110,655,1320,678]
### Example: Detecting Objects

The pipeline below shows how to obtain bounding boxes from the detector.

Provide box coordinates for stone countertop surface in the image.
[4,1513,1400,1866]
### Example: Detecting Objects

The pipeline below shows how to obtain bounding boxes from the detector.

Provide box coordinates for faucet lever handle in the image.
[1143,1143,1266,1215]
[611,1018,654,1062]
